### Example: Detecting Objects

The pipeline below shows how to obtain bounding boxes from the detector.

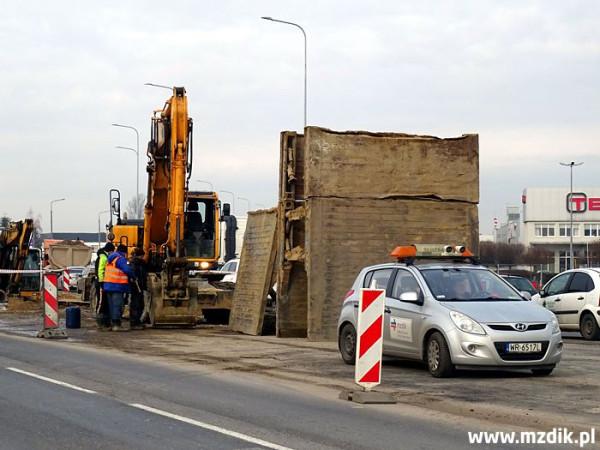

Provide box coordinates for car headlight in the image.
[450,311,486,335]
[551,316,560,334]
[200,261,211,270]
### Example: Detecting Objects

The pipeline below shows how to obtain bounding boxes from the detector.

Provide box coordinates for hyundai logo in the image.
[514,323,528,332]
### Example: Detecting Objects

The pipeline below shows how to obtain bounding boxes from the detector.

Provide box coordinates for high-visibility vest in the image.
[104,256,129,284]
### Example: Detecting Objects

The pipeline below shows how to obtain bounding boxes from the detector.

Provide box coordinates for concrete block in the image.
[37,328,68,339]
[339,389,397,404]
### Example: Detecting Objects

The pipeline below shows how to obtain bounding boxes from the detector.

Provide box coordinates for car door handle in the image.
[578,296,585,300]
[554,298,561,302]
[384,308,391,314]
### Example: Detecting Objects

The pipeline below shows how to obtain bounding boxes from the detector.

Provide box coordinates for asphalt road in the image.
[0,333,510,450]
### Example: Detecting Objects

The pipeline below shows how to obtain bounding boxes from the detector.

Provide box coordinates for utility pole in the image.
[261,16,307,128]
[50,198,66,238]
[560,161,584,269]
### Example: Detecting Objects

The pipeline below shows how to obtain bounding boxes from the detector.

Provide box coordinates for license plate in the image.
[506,342,542,353]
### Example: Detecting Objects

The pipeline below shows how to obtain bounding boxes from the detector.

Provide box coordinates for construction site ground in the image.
[0,306,598,434]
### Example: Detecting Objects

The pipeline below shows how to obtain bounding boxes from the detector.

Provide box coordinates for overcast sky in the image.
[2,0,600,235]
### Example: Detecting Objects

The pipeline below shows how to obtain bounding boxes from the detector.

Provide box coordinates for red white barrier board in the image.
[43,274,59,329]
[355,288,385,390]
[62,270,71,292]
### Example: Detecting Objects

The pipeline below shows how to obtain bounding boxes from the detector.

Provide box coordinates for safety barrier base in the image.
[37,328,68,339]
[339,389,396,404]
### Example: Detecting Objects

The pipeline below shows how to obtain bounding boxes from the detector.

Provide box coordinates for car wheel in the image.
[531,367,554,376]
[426,332,455,378]
[580,313,600,340]
[338,323,357,365]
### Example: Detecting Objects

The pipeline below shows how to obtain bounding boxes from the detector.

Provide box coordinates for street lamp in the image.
[50,198,66,238]
[560,161,584,269]
[238,197,251,214]
[115,145,140,217]
[261,16,307,128]
[112,123,140,207]
[219,190,235,214]
[98,210,109,248]
[196,179,214,191]
[144,82,173,91]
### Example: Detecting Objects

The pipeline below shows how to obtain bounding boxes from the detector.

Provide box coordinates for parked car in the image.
[219,258,239,283]
[337,247,562,377]
[532,268,600,340]
[501,275,538,299]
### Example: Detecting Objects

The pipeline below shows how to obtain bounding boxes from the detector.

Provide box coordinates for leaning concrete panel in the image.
[306,198,479,341]
[229,209,278,335]
[304,127,479,203]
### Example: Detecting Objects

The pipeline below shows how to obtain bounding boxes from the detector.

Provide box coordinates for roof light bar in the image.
[390,244,474,261]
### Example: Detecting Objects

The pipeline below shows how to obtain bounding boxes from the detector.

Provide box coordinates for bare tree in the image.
[479,241,498,265]
[26,208,43,248]
[126,194,145,220]
[0,215,10,230]
[479,242,526,268]
[588,240,600,267]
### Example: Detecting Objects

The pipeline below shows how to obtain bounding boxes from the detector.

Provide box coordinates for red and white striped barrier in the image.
[62,270,72,292]
[43,273,59,329]
[355,288,385,390]
[37,273,67,339]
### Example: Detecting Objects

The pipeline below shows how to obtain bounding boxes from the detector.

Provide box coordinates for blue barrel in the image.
[65,306,81,329]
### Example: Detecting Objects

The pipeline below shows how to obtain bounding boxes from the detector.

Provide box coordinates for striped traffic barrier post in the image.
[341,288,395,404]
[355,288,385,390]
[62,269,71,292]
[37,273,67,339]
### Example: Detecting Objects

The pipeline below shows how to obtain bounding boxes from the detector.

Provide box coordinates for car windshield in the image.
[505,277,536,294]
[420,267,523,302]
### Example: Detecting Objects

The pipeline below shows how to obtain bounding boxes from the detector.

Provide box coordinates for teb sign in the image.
[566,193,600,213]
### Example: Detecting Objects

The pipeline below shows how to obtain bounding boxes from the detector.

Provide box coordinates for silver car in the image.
[337,261,563,377]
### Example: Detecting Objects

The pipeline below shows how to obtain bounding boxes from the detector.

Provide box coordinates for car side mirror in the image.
[520,291,532,301]
[539,289,546,298]
[399,291,420,303]
[222,203,231,217]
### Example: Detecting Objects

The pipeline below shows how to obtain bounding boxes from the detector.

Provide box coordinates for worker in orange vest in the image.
[103,244,135,331]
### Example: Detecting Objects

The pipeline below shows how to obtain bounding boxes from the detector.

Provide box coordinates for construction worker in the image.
[94,242,114,330]
[103,244,135,331]
[128,247,147,330]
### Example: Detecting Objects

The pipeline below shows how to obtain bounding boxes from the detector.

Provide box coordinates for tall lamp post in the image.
[112,123,140,206]
[560,161,584,269]
[50,198,66,238]
[219,190,236,214]
[196,179,214,191]
[98,210,109,248]
[261,16,307,128]
[115,145,140,217]
[238,197,251,214]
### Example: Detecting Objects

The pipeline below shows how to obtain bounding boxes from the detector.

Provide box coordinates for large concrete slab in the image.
[304,127,479,203]
[229,209,278,335]
[278,127,480,341]
[306,198,478,340]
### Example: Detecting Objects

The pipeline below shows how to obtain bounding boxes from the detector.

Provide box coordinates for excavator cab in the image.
[184,191,221,269]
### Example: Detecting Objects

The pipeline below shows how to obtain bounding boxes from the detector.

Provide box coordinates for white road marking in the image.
[130,403,294,450]
[6,367,97,394]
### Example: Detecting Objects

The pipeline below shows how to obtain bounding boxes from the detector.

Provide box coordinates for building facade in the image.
[521,188,600,272]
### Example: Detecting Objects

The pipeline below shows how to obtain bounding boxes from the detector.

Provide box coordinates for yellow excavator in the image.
[0,219,41,302]
[107,87,235,325]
